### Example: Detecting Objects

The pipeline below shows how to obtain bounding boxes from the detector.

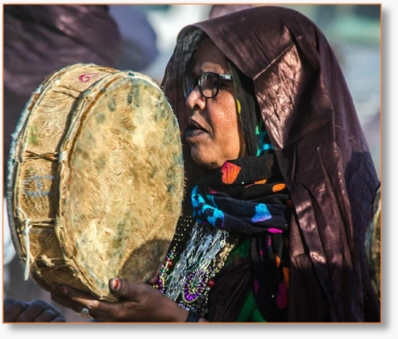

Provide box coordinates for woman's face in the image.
[185,38,243,169]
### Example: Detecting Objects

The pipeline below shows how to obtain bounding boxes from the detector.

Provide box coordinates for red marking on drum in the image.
[78,73,99,83]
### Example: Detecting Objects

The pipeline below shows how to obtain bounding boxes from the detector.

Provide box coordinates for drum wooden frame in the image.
[6,63,184,301]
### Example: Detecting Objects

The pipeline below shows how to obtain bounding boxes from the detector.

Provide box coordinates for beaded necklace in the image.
[153,216,238,317]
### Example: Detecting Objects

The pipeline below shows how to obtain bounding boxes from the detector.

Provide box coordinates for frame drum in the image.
[6,63,184,301]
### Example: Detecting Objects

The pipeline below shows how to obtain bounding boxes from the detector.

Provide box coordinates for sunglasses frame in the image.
[183,72,233,99]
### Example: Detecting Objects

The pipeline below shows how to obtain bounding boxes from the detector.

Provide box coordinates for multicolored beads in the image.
[153,215,238,318]
[184,270,208,303]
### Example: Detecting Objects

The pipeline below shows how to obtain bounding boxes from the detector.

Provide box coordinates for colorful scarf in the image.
[192,156,289,235]
[191,151,290,321]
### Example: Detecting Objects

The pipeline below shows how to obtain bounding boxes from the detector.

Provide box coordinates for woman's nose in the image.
[186,86,206,111]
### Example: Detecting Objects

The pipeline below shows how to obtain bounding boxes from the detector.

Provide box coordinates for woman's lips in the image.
[185,119,208,140]
[185,129,207,139]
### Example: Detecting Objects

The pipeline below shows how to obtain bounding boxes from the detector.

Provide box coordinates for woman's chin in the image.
[190,151,220,170]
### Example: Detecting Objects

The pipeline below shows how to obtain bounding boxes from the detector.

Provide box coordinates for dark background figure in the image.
[108,5,158,72]
[3,5,120,186]
[3,4,159,186]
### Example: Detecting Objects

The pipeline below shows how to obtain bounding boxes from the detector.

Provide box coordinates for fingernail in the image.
[110,278,120,291]
[60,286,68,295]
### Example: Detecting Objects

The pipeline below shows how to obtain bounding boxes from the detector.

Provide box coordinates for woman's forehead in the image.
[192,38,228,73]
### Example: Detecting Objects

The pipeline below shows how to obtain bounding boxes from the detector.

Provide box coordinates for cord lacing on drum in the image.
[17,207,33,280]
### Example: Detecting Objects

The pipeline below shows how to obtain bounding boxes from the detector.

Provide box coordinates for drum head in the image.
[7,64,184,301]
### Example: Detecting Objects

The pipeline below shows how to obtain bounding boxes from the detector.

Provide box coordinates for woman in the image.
[4,6,380,322]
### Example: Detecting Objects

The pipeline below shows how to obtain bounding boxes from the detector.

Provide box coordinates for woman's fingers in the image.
[51,281,186,322]
[51,293,83,313]
[59,286,101,309]
[52,286,108,320]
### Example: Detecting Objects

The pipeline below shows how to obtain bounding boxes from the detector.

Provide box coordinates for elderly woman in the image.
[5,6,380,322]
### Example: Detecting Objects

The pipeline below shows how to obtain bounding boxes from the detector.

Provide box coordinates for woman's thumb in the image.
[109,278,137,300]
[109,278,121,291]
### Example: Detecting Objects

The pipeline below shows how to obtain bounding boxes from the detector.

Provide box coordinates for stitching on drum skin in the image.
[37,263,70,271]
[52,86,82,99]
[25,218,54,226]
[25,151,58,161]
[37,255,66,268]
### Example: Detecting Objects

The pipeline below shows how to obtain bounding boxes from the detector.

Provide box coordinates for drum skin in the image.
[7,64,184,301]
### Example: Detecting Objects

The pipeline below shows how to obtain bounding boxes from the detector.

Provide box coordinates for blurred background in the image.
[2,4,381,322]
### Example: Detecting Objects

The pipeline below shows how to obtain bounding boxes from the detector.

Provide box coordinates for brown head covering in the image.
[161,6,380,321]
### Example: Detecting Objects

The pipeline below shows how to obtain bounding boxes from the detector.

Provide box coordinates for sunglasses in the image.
[183,72,233,99]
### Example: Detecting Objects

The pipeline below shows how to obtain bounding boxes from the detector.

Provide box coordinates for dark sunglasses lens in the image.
[200,73,219,98]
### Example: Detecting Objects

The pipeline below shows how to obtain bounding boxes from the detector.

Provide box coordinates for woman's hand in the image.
[4,299,65,322]
[51,278,190,322]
